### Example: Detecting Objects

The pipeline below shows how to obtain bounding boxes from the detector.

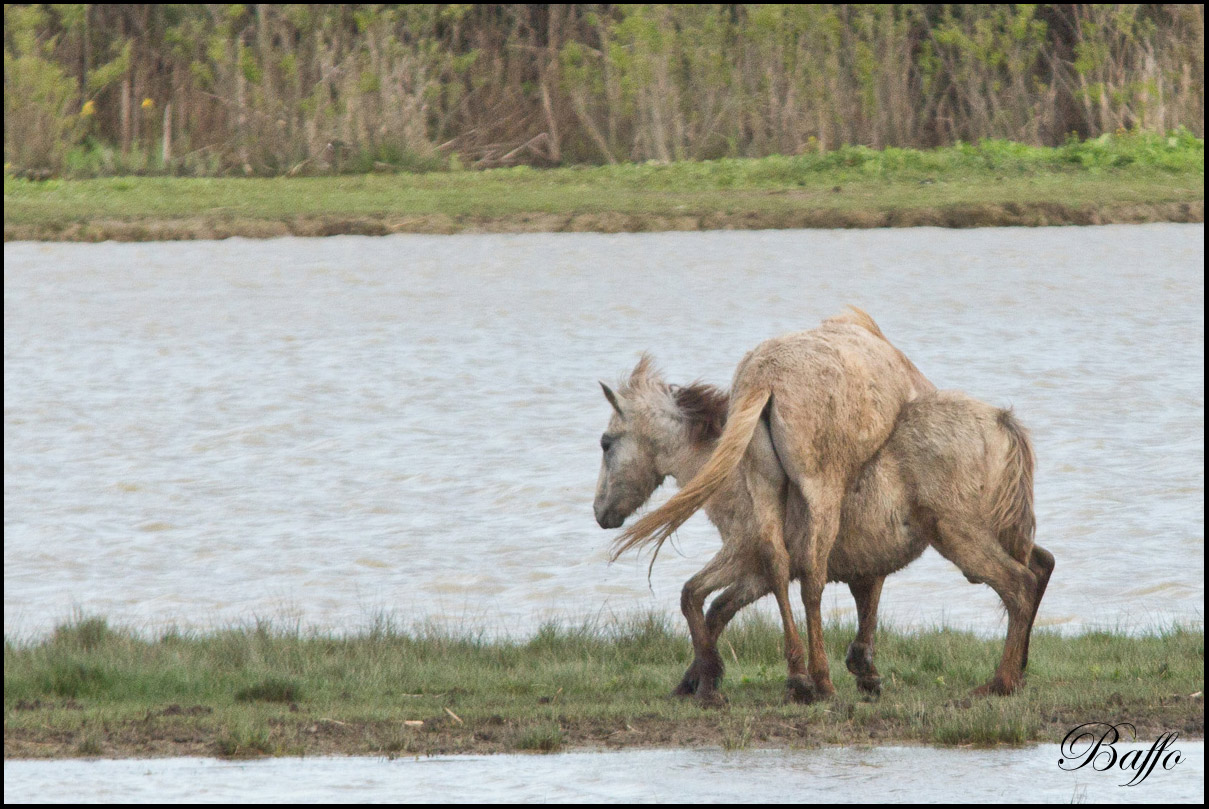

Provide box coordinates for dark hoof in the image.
[785,675,818,705]
[845,642,876,677]
[856,675,882,698]
[695,690,728,709]
[674,657,724,698]
[972,676,1020,697]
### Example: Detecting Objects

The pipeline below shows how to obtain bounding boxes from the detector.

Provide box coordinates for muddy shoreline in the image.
[6,695,1203,760]
[5,200,1203,242]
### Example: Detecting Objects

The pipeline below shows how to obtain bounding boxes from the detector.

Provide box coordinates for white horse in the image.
[608,308,934,702]
[596,356,1054,704]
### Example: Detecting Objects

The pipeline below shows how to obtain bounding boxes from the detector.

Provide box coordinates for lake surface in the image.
[4,225,1203,639]
[3,743,1203,803]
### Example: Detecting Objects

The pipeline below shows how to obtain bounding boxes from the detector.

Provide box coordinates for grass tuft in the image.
[515,723,564,753]
[234,678,302,704]
[51,615,111,652]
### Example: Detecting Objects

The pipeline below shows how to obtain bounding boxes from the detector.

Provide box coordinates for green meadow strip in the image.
[4,135,1203,241]
[4,613,1203,759]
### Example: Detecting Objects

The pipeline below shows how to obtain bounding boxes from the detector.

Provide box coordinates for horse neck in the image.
[661,433,718,489]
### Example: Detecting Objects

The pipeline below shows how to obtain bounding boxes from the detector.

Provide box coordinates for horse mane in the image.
[619,354,729,446]
[833,305,886,340]
[673,383,729,446]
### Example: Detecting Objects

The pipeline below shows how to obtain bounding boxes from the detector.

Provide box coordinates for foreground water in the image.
[4,225,1203,638]
[4,743,1203,803]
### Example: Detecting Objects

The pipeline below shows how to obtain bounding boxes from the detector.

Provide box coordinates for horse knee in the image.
[680,583,697,615]
[680,579,712,617]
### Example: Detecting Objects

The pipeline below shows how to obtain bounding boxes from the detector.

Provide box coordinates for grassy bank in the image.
[4,613,1203,759]
[4,136,1203,241]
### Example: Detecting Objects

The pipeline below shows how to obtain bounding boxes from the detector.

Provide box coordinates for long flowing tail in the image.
[989,408,1036,564]
[610,387,772,564]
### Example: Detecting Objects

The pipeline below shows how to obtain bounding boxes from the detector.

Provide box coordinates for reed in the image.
[4,5,1204,177]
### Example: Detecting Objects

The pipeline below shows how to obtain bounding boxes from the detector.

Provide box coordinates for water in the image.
[4,743,1203,803]
[4,225,1203,639]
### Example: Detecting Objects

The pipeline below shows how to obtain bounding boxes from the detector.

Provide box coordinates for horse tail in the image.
[609,387,773,564]
[989,407,1036,565]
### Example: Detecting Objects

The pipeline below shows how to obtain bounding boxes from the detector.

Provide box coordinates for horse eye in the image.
[601,434,614,452]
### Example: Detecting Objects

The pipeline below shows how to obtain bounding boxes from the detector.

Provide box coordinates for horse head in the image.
[593,357,667,529]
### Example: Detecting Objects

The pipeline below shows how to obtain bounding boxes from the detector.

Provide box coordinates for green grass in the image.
[4,612,1203,759]
[4,133,1203,240]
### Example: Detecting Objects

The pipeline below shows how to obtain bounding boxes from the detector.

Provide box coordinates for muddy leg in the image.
[845,575,885,696]
[1020,545,1055,671]
[705,574,770,644]
[743,421,812,704]
[761,533,811,703]
[932,522,1038,696]
[674,574,771,705]
[793,487,844,703]
[677,553,741,705]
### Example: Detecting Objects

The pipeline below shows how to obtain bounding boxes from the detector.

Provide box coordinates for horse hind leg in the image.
[845,575,885,697]
[768,410,846,703]
[789,481,845,703]
[741,425,813,704]
[1021,545,1055,671]
[931,520,1038,696]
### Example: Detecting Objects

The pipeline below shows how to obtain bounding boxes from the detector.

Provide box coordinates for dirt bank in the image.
[5,200,1203,242]
[6,692,1203,759]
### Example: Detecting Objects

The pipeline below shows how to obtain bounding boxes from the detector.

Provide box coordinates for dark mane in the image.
[674,383,729,445]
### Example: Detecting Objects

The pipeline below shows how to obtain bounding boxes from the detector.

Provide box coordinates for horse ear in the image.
[630,352,655,385]
[600,382,625,417]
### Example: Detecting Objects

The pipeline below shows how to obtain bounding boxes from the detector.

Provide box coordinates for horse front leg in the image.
[676,553,740,705]
[705,573,771,645]
[678,573,774,701]
[845,575,885,696]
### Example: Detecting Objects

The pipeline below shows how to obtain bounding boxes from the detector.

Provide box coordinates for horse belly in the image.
[826,463,926,582]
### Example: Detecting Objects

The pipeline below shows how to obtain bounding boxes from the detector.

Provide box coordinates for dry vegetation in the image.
[4,5,1204,177]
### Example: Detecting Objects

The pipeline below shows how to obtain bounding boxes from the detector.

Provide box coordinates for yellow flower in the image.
[141,97,155,110]
[81,100,96,116]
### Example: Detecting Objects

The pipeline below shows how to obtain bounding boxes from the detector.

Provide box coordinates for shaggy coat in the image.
[608,308,934,701]
[596,361,1054,702]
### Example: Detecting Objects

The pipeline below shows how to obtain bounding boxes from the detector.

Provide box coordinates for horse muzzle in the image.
[595,507,625,530]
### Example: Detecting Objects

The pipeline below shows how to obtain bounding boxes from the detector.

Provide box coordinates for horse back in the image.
[743,321,932,482]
